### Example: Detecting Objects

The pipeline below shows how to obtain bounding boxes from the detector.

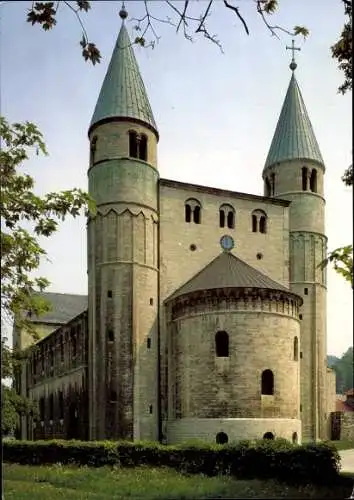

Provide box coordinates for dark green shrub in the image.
[3,438,341,485]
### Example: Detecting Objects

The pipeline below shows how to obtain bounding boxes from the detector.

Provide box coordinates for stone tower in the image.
[87,7,159,441]
[262,47,327,440]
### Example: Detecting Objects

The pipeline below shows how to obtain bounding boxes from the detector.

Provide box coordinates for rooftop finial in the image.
[286,39,301,71]
[119,2,128,21]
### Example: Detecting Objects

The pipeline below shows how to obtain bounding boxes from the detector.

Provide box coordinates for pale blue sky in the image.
[1,1,352,356]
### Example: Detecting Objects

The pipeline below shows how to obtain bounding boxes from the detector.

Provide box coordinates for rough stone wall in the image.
[264,158,327,441]
[87,120,159,441]
[165,292,301,441]
[23,312,88,440]
[167,418,302,445]
[340,413,354,441]
[326,368,336,437]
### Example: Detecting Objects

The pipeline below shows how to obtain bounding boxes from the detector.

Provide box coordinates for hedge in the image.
[3,438,341,485]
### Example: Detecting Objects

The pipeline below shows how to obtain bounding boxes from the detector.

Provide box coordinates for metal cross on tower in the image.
[286,39,301,71]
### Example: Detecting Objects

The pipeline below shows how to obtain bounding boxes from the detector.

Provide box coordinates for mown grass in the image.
[3,464,354,499]
[328,440,354,451]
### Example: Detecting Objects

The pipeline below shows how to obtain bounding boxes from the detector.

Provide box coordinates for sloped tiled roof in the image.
[264,72,324,169]
[336,399,354,413]
[89,21,158,135]
[29,292,87,325]
[167,252,290,302]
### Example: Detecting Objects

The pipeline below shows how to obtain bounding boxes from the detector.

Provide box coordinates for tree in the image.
[332,347,354,393]
[331,0,352,95]
[25,0,309,62]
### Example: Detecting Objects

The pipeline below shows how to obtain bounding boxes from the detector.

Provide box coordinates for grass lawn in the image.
[328,440,354,451]
[3,464,354,500]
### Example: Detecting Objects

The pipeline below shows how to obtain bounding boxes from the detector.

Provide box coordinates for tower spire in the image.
[286,39,301,71]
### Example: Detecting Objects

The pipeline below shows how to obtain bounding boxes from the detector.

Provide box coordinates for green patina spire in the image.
[264,42,324,169]
[89,6,158,136]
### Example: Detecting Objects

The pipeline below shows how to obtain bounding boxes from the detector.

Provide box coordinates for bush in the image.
[3,438,341,485]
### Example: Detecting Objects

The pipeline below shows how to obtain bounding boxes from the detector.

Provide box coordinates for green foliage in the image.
[342,164,353,186]
[1,385,38,436]
[0,117,95,331]
[331,0,352,94]
[332,347,354,393]
[3,439,341,485]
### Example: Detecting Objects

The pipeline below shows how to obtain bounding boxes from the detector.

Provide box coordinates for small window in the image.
[90,136,97,164]
[259,216,267,234]
[300,404,302,412]
[215,330,229,357]
[263,432,274,440]
[139,134,148,161]
[271,173,275,195]
[299,314,303,320]
[193,205,201,224]
[110,391,118,402]
[108,329,114,342]
[219,209,225,228]
[227,211,234,229]
[216,432,228,444]
[58,391,64,419]
[252,214,257,232]
[185,204,191,223]
[293,336,299,361]
[39,397,45,421]
[256,252,263,260]
[300,352,303,359]
[292,432,298,444]
[189,244,197,251]
[265,177,271,197]
[261,369,274,395]
[147,338,151,349]
[107,290,113,298]
[49,394,54,420]
[149,404,153,414]
[304,288,308,295]
[310,169,317,193]
[129,131,138,158]
[149,297,154,305]
[302,167,308,191]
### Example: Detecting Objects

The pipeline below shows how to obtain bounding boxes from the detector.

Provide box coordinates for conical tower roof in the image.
[264,72,324,170]
[166,251,293,302]
[89,13,158,136]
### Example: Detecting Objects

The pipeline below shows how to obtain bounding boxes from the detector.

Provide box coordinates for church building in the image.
[14,6,335,444]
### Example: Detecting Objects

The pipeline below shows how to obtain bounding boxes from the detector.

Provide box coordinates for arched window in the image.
[271,173,275,196]
[139,134,148,161]
[193,205,201,224]
[252,210,267,234]
[252,214,257,232]
[259,215,267,234]
[49,393,54,420]
[185,204,192,223]
[310,169,317,193]
[219,204,235,229]
[261,369,274,395]
[90,136,97,164]
[185,199,202,225]
[292,432,298,444]
[216,432,228,444]
[302,167,308,191]
[219,209,225,228]
[129,131,138,158]
[293,336,299,361]
[263,432,274,440]
[265,177,271,197]
[227,211,235,229]
[215,330,229,357]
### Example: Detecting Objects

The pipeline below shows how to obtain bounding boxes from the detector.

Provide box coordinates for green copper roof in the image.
[264,72,324,169]
[89,22,158,135]
[166,251,291,302]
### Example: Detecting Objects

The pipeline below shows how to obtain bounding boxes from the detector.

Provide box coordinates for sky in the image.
[0,0,352,357]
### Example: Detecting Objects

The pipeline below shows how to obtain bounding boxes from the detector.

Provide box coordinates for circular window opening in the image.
[263,432,274,440]
[190,244,197,251]
[292,432,298,444]
[216,432,228,445]
[256,252,263,260]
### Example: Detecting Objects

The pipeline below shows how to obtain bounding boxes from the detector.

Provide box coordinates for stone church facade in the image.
[14,7,335,444]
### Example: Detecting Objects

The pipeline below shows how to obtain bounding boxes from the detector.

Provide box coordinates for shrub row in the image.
[3,438,341,485]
